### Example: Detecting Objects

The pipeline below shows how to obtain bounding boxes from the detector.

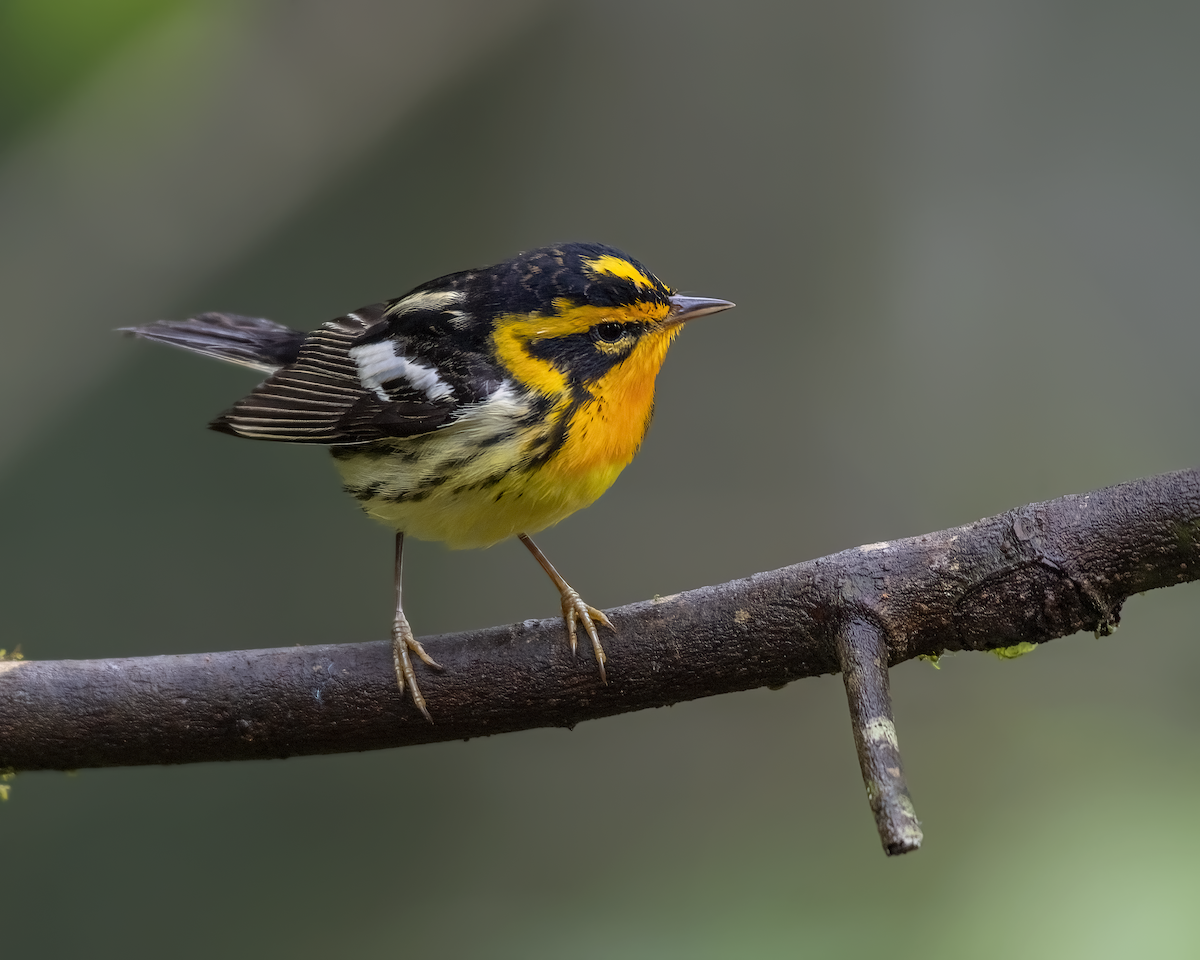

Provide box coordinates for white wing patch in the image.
[349,341,454,403]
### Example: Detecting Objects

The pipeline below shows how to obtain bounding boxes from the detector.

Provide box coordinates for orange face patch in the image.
[541,323,681,479]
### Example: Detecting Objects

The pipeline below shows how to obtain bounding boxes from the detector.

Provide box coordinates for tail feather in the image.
[121,313,307,373]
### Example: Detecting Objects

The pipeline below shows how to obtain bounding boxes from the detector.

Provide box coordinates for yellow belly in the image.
[332,404,642,550]
[338,449,625,549]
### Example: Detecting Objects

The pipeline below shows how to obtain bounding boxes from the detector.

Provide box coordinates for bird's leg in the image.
[392,531,441,721]
[518,533,613,684]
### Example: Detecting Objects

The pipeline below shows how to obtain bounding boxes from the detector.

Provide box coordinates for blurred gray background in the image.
[3,1,1199,956]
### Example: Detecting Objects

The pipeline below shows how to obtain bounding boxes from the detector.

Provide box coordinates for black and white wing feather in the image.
[209,305,464,444]
[126,292,500,445]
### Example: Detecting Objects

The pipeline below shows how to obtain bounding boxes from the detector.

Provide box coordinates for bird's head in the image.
[486,242,733,401]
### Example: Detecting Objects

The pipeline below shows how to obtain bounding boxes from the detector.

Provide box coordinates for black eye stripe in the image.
[525,324,641,384]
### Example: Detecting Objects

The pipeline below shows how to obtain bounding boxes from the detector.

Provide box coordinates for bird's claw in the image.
[560,587,614,684]
[392,615,441,722]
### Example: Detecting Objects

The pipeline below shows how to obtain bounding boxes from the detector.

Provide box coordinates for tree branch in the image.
[3,468,1198,851]
[837,617,923,854]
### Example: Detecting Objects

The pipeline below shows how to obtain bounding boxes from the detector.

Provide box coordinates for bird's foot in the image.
[392,614,442,722]
[558,585,614,684]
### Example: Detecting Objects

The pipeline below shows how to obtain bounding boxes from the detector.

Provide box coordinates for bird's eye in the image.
[593,321,625,343]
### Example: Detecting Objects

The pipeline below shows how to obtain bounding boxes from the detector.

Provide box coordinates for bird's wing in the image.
[210,304,466,444]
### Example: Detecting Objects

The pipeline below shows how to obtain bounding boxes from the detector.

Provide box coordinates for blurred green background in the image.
[3,1,1199,956]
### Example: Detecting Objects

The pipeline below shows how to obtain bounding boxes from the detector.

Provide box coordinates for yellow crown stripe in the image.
[582,255,660,290]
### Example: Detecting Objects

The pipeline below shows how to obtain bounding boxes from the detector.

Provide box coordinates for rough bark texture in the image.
[2,468,1198,772]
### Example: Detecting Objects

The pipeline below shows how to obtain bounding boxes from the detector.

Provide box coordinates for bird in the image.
[122,242,734,719]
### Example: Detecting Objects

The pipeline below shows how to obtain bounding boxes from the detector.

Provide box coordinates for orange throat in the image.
[547,327,677,480]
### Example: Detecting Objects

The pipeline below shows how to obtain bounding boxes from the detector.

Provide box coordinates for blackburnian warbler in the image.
[124,242,733,719]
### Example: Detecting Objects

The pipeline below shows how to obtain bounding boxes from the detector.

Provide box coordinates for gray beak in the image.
[667,295,736,324]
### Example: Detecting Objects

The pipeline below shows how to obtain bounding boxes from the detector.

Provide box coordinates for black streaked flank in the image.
[476,429,517,449]
[343,480,385,502]
[448,471,508,495]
